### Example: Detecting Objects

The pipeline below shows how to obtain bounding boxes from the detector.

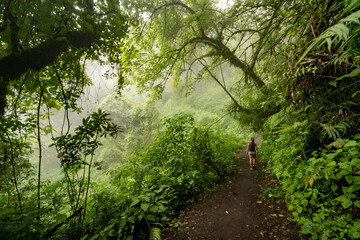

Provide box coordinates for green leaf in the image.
[89,234,99,240]
[326,161,336,167]
[354,200,360,208]
[149,227,162,240]
[329,80,337,87]
[149,205,159,212]
[107,229,117,237]
[346,176,354,184]
[335,195,353,209]
[354,176,360,184]
[328,138,345,149]
[56,214,67,222]
[157,205,167,212]
[336,68,360,80]
[342,199,353,209]
[130,198,140,207]
[348,184,360,193]
[340,9,360,24]
[344,140,359,149]
[141,203,150,211]
[352,91,360,98]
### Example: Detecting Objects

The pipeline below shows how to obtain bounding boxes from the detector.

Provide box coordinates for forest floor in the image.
[162,140,300,240]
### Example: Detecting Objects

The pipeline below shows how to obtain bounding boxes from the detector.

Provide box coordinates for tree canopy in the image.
[0,0,128,115]
[119,0,318,125]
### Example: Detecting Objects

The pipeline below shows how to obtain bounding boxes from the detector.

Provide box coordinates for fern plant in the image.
[320,121,354,141]
[149,227,162,240]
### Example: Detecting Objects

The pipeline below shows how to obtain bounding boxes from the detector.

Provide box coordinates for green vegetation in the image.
[92,113,240,239]
[259,1,360,239]
[1,0,360,239]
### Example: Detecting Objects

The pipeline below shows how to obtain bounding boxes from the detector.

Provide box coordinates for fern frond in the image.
[305,172,320,189]
[320,120,354,140]
[149,227,162,240]
[320,123,340,140]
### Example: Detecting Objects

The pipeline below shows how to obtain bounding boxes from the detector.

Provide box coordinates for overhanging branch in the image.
[0,30,97,115]
[0,30,97,80]
[197,57,252,115]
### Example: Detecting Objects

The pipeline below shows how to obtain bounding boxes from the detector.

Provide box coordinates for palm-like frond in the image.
[298,9,360,63]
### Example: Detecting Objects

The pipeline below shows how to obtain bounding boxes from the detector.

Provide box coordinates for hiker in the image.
[246,137,258,170]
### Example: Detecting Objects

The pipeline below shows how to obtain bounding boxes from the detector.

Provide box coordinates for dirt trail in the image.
[163,140,300,240]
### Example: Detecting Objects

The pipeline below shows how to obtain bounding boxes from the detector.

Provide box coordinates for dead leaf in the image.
[256,201,262,204]
[225,211,229,214]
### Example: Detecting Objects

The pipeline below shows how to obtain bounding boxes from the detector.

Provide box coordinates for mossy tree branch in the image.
[0,30,97,115]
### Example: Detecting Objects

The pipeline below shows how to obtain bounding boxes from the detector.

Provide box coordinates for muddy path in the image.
[163,140,300,240]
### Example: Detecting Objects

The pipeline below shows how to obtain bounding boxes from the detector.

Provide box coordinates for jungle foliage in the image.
[119,0,303,129]
[92,113,240,239]
[260,0,360,239]
[0,111,241,239]
[1,0,360,239]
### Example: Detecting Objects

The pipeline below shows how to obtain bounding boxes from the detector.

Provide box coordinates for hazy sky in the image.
[217,0,235,9]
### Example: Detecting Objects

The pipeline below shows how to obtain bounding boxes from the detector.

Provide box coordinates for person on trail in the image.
[246,137,258,170]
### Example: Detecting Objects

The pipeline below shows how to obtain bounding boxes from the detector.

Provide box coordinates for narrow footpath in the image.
[163,141,300,240]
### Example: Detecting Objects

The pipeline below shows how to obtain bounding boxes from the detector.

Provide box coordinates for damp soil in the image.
[162,141,300,240]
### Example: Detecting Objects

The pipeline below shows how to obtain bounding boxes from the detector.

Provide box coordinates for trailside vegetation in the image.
[93,113,240,239]
[0,111,241,239]
[260,1,360,239]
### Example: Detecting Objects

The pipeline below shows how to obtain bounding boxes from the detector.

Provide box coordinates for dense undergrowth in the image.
[85,113,241,239]
[259,1,360,239]
[260,114,360,239]
[0,113,242,239]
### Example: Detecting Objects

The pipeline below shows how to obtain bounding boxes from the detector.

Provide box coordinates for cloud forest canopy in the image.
[119,0,316,126]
